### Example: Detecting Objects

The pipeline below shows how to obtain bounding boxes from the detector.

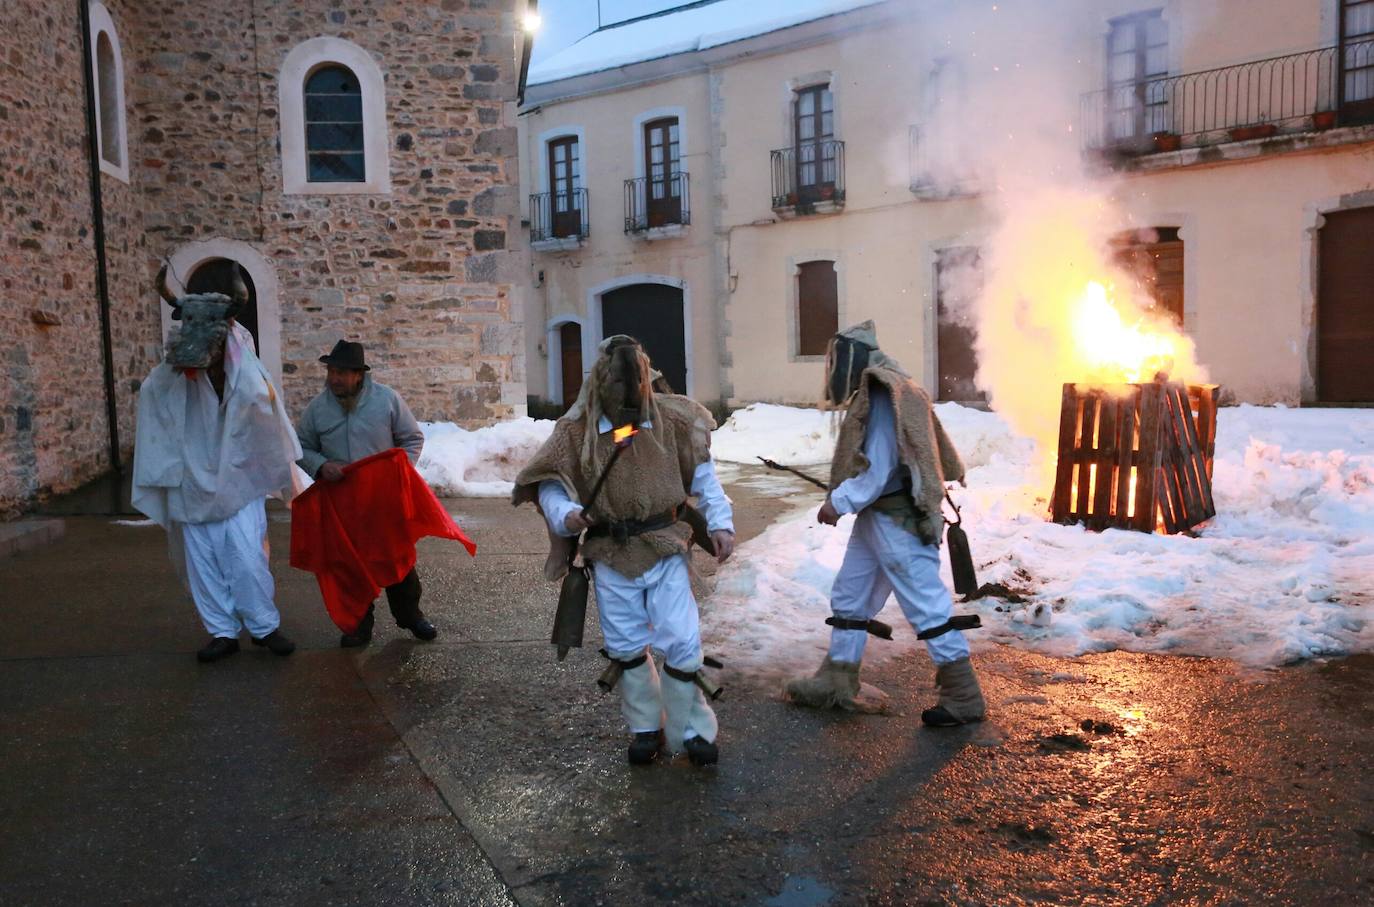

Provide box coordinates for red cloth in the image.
[289,448,476,633]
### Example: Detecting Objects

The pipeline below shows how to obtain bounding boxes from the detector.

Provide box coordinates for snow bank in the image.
[704,404,1374,670]
[417,419,555,497]
[712,403,836,467]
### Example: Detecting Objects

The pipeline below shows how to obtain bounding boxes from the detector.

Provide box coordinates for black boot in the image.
[683,735,719,767]
[627,730,664,765]
[250,630,296,656]
[196,637,240,663]
[340,610,375,648]
[403,615,438,642]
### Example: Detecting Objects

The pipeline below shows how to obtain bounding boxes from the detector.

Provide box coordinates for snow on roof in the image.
[527,0,888,86]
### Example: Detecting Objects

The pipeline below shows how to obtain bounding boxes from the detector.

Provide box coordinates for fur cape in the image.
[829,366,966,544]
[513,394,715,580]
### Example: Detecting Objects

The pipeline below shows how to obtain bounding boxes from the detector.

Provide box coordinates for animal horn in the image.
[227,265,249,318]
[156,264,178,306]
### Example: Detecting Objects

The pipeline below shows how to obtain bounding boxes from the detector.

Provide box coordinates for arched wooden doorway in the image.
[559,321,583,409]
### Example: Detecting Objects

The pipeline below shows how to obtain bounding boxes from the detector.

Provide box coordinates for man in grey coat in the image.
[296,340,436,647]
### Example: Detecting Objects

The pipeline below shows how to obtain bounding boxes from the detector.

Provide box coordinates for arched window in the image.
[304,65,365,182]
[279,37,390,195]
[88,2,128,182]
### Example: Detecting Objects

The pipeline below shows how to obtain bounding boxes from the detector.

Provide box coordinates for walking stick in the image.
[756,456,828,490]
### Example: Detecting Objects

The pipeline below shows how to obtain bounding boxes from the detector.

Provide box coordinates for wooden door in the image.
[548,137,581,238]
[601,284,687,395]
[1318,206,1374,402]
[936,247,986,403]
[1112,227,1184,324]
[1340,0,1374,124]
[559,322,583,410]
[644,118,681,227]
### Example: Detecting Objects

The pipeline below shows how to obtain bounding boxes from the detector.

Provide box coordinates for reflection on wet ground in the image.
[1,465,1370,905]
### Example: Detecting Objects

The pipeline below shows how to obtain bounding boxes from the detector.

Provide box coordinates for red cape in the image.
[289,448,476,633]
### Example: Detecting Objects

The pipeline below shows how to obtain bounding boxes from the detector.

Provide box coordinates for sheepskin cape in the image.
[513,394,715,580]
[829,367,966,545]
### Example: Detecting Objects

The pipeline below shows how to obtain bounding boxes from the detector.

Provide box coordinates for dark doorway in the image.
[601,283,687,395]
[936,247,987,404]
[1317,206,1374,403]
[187,258,259,353]
[559,321,583,410]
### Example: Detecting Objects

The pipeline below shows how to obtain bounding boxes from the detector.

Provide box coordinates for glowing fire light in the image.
[612,424,638,446]
[1071,281,1181,384]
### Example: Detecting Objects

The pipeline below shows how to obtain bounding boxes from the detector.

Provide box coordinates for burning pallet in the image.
[1051,382,1219,534]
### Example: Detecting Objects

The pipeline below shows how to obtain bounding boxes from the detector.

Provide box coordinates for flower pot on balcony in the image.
[1150,131,1182,153]
[1228,123,1278,142]
[786,191,798,206]
[1312,110,1338,130]
[818,185,836,201]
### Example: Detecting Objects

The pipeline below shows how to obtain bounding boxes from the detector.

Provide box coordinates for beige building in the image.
[518,0,1374,415]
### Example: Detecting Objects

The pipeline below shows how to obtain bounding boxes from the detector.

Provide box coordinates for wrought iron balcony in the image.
[770,140,846,211]
[624,172,691,234]
[1081,38,1374,156]
[529,188,588,245]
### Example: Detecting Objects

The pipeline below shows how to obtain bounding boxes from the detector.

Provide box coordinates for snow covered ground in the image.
[705,403,1374,671]
[411,402,1373,669]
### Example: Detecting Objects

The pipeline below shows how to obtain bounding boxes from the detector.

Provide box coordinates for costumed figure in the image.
[292,340,474,645]
[513,336,736,766]
[132,265,303,663]
[785,321,987,726]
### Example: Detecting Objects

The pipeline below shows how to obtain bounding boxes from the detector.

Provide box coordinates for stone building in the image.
[1,0,529,517]
[518,0,1374,414]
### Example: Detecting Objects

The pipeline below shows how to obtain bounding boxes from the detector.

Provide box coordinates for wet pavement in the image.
[2,468,1372,905]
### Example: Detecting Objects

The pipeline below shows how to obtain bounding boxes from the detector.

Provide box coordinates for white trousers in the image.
[828,510,969,666]
[181,499,281,639]
[594,555,717,744]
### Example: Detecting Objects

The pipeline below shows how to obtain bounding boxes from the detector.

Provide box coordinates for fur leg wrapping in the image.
[785,657,863,711]
[617,656,664,733]
[932,656,986,724]
[661,668,718,752]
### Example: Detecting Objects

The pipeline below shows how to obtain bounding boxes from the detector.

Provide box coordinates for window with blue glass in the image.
[304,65,365,182]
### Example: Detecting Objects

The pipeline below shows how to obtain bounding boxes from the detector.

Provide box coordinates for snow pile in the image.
[712,403,836,466]
[417,419,555,497]
[704,405,1374,670]
[529,0,885,85]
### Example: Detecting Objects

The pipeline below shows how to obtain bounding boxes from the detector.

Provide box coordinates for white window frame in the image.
[534,124,588,245]
[89,1,129,183]
[279,37,391,195]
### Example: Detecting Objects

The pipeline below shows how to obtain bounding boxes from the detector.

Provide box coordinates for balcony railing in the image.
[1081,38,1374,155]
[770,140,846,210]
[529,188,589,244]
[624,172,691,233]
[908,125,979,197]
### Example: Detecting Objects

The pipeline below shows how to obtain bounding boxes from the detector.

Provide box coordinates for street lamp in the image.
[522,10,542,33]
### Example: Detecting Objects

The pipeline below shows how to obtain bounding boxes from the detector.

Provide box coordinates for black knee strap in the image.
[826,616,895,640]
[916,614,982,640]
[599,648,648,670]
[663,662,724,701]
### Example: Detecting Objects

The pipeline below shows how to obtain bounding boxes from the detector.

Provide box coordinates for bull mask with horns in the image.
[157,263,249,369]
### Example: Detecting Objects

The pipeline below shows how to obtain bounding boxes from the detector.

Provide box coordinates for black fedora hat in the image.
[319,340,370,371]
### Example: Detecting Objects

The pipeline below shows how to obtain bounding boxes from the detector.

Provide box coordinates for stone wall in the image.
[0,0,160,518]
[0,0,522,517]
[133,0,523,421]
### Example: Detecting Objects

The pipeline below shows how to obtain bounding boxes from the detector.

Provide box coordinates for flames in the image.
[612,424,638,446]
[972,187,1209,481]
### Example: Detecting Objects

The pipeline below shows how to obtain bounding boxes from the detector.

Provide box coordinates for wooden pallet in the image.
[1051,382,1218,534]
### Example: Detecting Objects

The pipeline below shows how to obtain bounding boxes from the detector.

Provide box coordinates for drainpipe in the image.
[77,0,122,476]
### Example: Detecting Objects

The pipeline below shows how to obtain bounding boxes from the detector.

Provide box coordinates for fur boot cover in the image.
[925,656,986,725]
[617,656,664,733]
[661,668,718,752]
[785,657,889,714]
